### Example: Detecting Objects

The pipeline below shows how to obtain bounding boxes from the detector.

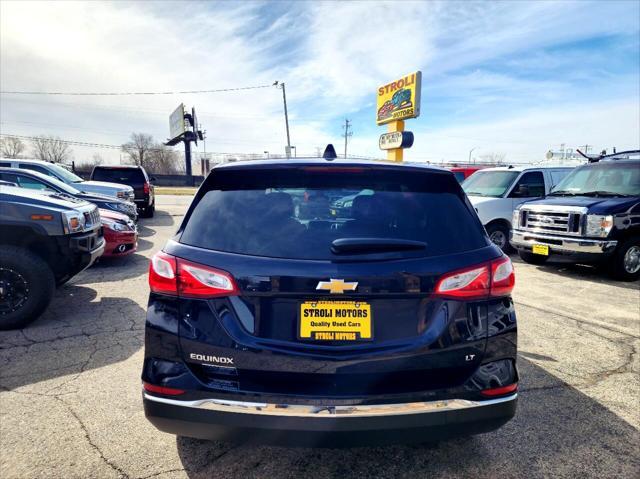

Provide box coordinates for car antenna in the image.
[323,144,338,161]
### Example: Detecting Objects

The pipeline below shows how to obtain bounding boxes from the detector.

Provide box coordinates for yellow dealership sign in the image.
[376,71,422,125]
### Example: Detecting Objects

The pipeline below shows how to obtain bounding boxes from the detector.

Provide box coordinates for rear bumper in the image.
[134,196,152,208]
[510,230,617,256]
[143,392,517,447]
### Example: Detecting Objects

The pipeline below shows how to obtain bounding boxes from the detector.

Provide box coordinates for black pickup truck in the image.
[0,186,105,328]
[510,152,639,281]
[91,165,155,218]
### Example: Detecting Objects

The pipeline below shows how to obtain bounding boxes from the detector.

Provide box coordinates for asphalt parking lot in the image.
[1,195,638,479]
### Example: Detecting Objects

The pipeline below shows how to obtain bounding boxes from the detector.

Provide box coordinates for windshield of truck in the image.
[550,162,640,197]
[462,171,520,197]
[47,163,85,183]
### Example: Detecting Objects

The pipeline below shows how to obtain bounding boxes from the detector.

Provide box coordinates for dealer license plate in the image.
[532,244,549,256]
[299,301,372,341]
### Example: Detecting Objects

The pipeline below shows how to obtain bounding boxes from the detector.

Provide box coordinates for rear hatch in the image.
[170,163,500,397]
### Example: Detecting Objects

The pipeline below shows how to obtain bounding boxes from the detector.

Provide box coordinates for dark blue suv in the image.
[142,158,518,447]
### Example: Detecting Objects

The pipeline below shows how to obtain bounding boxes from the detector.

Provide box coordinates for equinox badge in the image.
[316,279,358,294]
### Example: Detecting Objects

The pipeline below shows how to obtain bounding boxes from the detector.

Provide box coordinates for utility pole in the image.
[468,147,476,164]
[342,119,352,158]
[275,81,291,158]
[579,144,591,155]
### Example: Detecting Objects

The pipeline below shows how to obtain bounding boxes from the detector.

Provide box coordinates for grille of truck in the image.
[521,209,582,235]
[83,208,101,230]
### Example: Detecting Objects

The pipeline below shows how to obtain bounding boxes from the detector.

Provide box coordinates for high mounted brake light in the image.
[148,251,239,298]
[434,256,515,300]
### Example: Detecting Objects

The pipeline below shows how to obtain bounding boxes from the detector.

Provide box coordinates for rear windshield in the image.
[92,167,145,183]
[180,166,488,260]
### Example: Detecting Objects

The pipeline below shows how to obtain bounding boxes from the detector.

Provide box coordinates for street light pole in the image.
[277,82,292,158]
[468,147,477,164]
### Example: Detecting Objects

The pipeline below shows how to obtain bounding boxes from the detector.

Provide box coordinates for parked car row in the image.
[0,159,156,329]
[459,153,639,281]
[510,154,640,281]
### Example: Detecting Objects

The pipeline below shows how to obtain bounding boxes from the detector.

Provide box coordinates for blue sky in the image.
[1,0,638,165]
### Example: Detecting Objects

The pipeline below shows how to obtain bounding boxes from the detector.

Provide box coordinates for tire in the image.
[486,223,512,253]
[518,250,549,265]
[141,202,155,218]
[608,237,640,282]
[0,246,55,329]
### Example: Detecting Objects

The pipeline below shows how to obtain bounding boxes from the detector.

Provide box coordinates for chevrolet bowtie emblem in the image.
[316,279,358,294]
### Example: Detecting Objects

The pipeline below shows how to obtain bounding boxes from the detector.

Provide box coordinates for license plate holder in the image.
[532,244,549,256]
[298,300,372,342]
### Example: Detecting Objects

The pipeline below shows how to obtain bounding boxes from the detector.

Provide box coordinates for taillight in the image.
[481,383,518,397]
[143,182,150,194]
[434,265,490,299]
[490,256,515,297]
[143,382,185,396]
[149,251,177,295]
[148,251,239,298]
[177,259,238,298]
[434,256,515,300]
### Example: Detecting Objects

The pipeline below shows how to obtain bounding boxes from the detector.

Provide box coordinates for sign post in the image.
[376,71,422,162]
[166,104,204,186]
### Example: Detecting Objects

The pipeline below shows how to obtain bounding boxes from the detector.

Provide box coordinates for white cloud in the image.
[0,0,638,164]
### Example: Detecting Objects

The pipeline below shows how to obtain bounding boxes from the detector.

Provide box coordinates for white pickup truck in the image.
[462,165,574,251]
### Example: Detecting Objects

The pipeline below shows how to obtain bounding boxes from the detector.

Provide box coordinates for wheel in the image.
[486,223,512,252]
[0,246,55,329]
[141,202,155,218]
[518,250,549,265]
[609,238,640,281]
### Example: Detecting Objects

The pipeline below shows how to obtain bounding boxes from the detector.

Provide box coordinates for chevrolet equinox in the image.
[142,156,518,447]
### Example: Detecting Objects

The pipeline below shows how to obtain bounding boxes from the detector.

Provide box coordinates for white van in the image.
[462,165,574,250]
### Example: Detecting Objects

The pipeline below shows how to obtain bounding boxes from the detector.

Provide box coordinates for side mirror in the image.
[149,176,157,182]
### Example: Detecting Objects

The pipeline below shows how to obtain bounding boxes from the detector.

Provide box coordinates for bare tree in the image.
[479,152,507,165]
[146,144,183,174]
[121,133,154,168]
[0,137,26,158]
[31,135,72,163]
[74,153,105,173]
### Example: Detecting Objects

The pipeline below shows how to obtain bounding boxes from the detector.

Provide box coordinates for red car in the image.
[450,166,484,183]
[100,209,138,257]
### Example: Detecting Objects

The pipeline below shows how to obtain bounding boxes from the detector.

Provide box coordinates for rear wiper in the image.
[580,190,632,197]
[331,238,427,255]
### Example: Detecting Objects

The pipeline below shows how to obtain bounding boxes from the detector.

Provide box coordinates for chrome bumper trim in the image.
[510,230,617,254]
[143,392,517,418]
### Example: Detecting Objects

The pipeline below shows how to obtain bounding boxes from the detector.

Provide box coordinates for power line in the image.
[0,83,277,96]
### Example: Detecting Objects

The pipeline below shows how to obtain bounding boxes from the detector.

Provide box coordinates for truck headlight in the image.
[585,214,614,237]
[62,211,85,233]
[512,208,521,229]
